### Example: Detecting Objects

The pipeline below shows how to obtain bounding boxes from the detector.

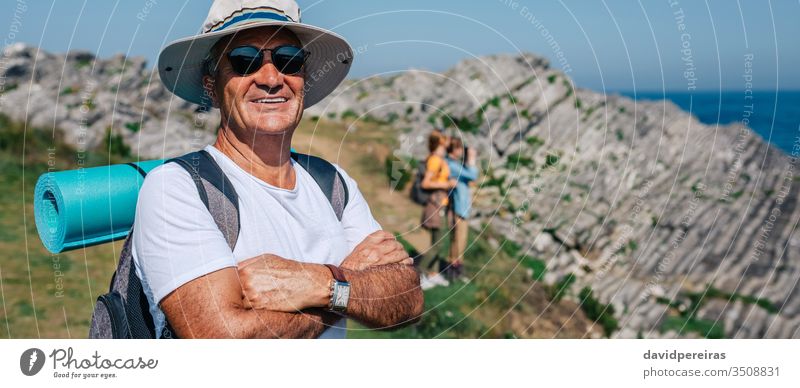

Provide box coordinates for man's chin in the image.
[248,121,296,136]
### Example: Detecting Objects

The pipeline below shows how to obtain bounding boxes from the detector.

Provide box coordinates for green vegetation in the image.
[480,173,507,196]
[548,273,576,302]
[545,153,560,167]
[124,121,141,133]
[547,74,557,84]
[520,255,546,281]
[653,284,758,338]
[583,106,596,121]
[500,239,522,258]
[103,127,131,159]
[615,129,624,141]
[85,98,96,111]
[628,240,638,252]
[563,79,574,97]
[60,86,77,96]
[427,113,439,126]
[341,109,358,120]
[75,58,92,69]
[383,155,417,191]
[578,286,619,337]
[1,83,18,94]
[526,136,544,149]
[661,316,724,339]
[441,114,482,134]
[506,152,534,169]
[697,286,778,314]
[351,229,521,338]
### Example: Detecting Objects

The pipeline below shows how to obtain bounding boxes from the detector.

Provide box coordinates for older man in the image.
[132,0,422,338]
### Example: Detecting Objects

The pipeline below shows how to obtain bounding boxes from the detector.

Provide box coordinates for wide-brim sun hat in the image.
[158,0,353,108]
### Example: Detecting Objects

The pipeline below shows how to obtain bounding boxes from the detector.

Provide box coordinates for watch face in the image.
[333,282,350,310]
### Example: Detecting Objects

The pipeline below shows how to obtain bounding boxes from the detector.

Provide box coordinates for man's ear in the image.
[202,75,219,108]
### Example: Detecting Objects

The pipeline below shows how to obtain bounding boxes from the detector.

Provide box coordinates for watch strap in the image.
[324,264,347,283]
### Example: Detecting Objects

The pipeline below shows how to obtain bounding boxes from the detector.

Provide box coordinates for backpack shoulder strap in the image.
[167,150,240,250]
[290,152,349,221]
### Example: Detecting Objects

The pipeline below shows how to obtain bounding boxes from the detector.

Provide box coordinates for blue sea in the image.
[619,91,800,155]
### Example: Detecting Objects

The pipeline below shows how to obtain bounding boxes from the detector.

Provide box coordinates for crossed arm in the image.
[161,231,424,338]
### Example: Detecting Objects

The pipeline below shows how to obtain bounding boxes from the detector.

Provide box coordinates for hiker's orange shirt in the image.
[426,155,450,206]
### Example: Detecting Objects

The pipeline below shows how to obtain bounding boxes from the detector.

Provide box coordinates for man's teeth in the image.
[253,97,287,103]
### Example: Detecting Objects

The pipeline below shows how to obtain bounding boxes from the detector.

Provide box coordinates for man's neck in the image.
[213,125,296,190]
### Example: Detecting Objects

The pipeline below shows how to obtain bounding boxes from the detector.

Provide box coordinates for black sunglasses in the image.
[225,45,310,76]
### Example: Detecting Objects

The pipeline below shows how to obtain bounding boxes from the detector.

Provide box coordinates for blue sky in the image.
[4,0,798,91]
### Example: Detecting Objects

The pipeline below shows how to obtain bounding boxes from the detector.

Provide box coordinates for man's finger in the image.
[366,230,394,243]
[377,239,405,255]
[381,250,410,265]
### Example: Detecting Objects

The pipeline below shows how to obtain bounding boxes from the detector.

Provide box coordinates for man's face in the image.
[207,27,305,137]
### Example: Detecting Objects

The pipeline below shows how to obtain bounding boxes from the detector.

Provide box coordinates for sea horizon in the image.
[612,90,799,154]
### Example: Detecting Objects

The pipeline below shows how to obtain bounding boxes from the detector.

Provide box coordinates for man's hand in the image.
[237,254,331,312]
[339,231,412,271]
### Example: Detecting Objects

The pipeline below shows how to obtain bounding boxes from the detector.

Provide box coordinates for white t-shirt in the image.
[131,145,381,338]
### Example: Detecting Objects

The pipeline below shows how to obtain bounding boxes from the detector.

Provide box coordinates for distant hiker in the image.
[418,129,458,290]
[129,0,422,338]
[445,137,478,280]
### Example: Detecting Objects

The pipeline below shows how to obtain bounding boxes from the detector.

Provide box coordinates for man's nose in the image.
[251,57,284,88]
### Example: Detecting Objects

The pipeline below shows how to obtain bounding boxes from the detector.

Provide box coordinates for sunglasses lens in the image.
[228,46,263,75]
[272,46,306,74]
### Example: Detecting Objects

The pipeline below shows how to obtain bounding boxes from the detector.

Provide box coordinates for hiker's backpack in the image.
[88,149,349,339]
[409,159,431,205]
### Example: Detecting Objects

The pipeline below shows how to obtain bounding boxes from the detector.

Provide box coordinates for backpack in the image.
[410,158,431,205]
[88,149,349,339]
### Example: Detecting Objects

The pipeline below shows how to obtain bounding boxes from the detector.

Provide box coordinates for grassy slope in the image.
[0,114,126,338]
[0,115,595,338]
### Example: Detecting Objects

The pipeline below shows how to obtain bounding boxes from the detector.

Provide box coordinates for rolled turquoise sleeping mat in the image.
[34,160,166,254]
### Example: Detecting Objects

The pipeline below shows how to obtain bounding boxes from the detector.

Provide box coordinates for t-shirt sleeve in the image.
[131,163,237,304]
[333,164,382,253]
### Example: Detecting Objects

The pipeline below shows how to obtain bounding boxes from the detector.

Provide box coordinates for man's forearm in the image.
[234,308,338,338]
[168,301,336,339]
[161,267,339,339]
[341,264,423,329]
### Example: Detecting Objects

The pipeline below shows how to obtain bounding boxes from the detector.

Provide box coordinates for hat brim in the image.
[157,21,353,108]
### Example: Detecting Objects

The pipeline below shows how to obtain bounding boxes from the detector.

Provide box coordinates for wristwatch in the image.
[324,264,350,313]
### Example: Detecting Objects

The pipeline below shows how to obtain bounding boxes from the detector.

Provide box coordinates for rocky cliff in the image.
[0,43,218,158]
[307,53,800,339]
[2,44,798,338]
